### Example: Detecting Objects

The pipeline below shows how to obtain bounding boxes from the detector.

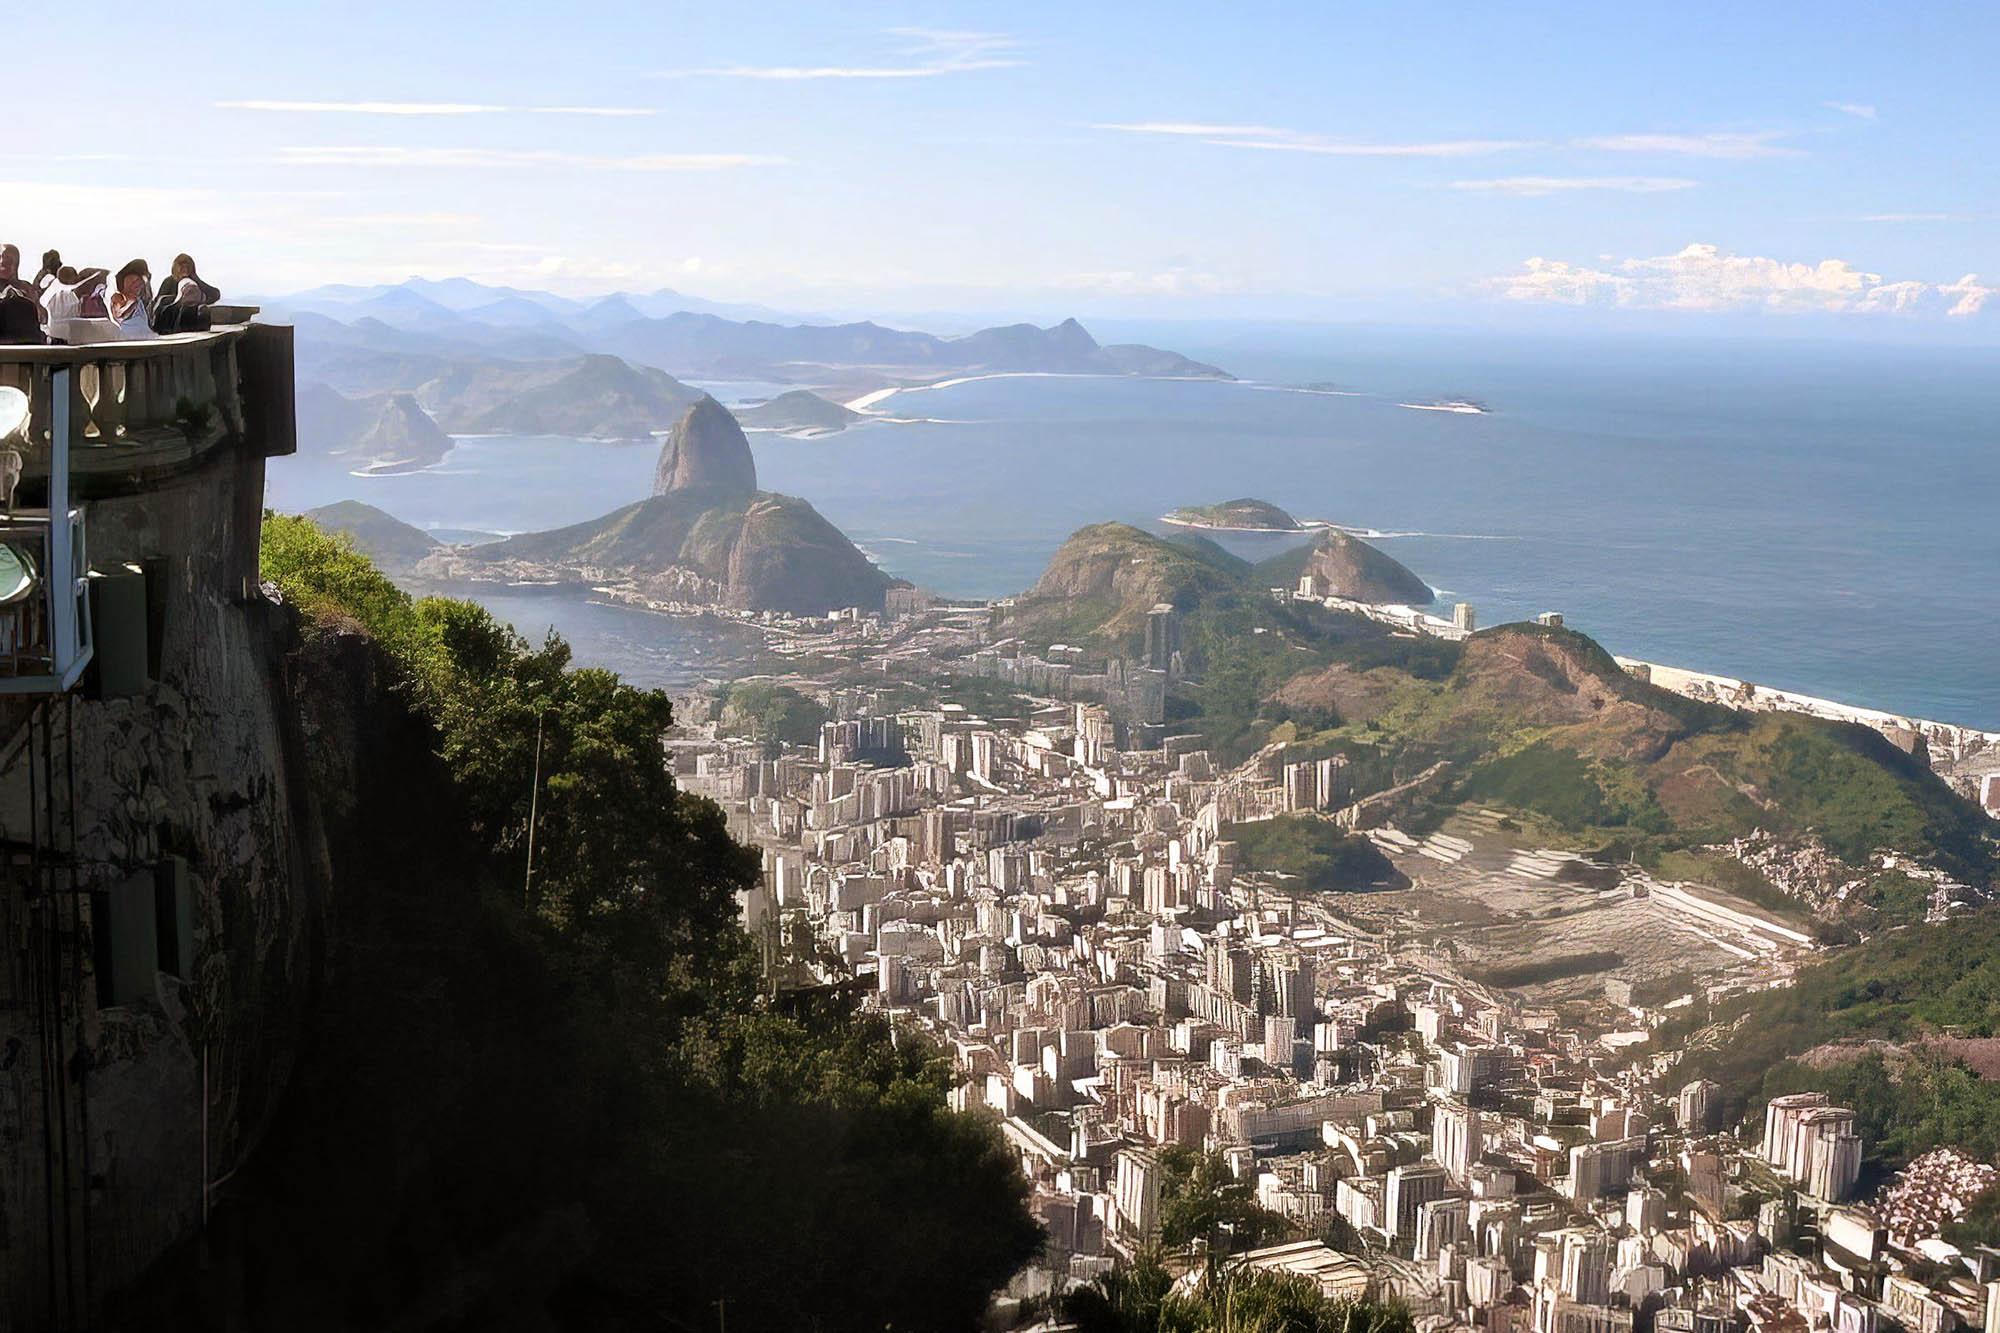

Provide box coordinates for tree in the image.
[224,514,1044,1329]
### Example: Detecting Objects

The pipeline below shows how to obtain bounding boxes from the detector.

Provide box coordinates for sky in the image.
[10,1,1998,335]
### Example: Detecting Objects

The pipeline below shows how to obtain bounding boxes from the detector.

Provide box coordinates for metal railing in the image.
[0,365,93,692]
[0,506,89,691]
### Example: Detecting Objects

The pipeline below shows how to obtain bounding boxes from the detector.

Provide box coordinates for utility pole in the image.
[524,710,546,906]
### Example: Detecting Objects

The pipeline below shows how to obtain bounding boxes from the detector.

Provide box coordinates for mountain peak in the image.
[654,397,757,497]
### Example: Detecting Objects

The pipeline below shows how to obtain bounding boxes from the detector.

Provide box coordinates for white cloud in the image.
[1572,131,1798,159]
[273,146,782,171]
[665,28,1020,80]
[1095,123,1536,157]
[219,99,656,116]
[1450,176,1698,196]
[1940,274,1995,318]
[1489,242,1985,317]
[1859,212,1967,223]
[1824,101,1878,120]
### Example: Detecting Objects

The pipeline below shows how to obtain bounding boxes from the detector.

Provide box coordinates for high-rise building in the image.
[1433,1101,1484,1184]
[1115,1147,1163,1242]
[1145,603,1181,673]
[1386,1163,1449,1248]
[1557,1228,1611,1306]
[1454,602,1477,633]
[1678,1079,1721,1134]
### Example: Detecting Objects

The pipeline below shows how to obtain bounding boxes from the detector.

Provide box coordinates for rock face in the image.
[654,397,758,497]
[1297,529,1433,605]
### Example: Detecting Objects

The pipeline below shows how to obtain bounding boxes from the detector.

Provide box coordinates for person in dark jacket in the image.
[162,254,219,307]
[152,277,211,335]
[0,246,45,344]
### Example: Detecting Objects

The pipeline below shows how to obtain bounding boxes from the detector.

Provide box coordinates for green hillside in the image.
[1008,525,1996,912]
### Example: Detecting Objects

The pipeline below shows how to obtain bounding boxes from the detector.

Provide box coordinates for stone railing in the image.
[0,326,250,461]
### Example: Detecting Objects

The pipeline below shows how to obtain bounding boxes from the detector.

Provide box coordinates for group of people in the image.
[0,244,222,345]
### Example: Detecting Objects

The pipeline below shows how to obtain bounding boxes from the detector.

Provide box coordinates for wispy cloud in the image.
[1098,123,1797,160]
[274,146,782,171]
[220,99,656,116]
[664,28,1020,80]
[1824,101,1878,120]
[1450,176,1699,196]
[1571,131,1799,159]
[1095,123,1536,157]
[1858,212,1968,223]
[1490,242,1986,317]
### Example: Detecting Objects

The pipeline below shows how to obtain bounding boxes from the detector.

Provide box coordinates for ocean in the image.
[264,331,2000,728]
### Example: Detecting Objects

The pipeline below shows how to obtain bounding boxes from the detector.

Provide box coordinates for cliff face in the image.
[654,397,757,496]
[0,411,340,1326]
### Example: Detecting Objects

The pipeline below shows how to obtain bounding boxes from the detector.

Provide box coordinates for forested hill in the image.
[114,515,1037,1328]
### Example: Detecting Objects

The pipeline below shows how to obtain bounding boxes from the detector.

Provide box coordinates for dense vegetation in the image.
[1007,527,1994,923]
[1222,817,1403,892]
[1759,1050,2000,1166]
[1669,908,2000,1148]
[168,515,1041,1331]
[717,679,829,752]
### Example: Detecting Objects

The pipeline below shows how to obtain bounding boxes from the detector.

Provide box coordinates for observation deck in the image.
[0,317,294,692]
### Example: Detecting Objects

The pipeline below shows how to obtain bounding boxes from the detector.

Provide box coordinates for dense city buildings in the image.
[679,601,2000,1333]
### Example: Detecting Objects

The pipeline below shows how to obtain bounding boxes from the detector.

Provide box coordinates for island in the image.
[734,389,866,437]
[1160,497,1321,533]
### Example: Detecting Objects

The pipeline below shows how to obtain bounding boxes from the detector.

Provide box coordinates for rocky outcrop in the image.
[654,397,758,497]
[1296,529,1433,605]
[426,486,893,615]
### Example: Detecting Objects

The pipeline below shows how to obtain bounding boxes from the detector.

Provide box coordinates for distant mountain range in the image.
[273,276,1231,456]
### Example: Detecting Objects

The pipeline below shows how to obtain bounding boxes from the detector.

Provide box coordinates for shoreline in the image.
[1614,657,2000,759]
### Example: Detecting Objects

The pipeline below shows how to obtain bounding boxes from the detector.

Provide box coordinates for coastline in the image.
[1615,657,2000,761]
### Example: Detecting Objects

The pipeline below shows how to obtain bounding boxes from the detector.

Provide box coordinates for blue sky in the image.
[11,1,1996,332]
